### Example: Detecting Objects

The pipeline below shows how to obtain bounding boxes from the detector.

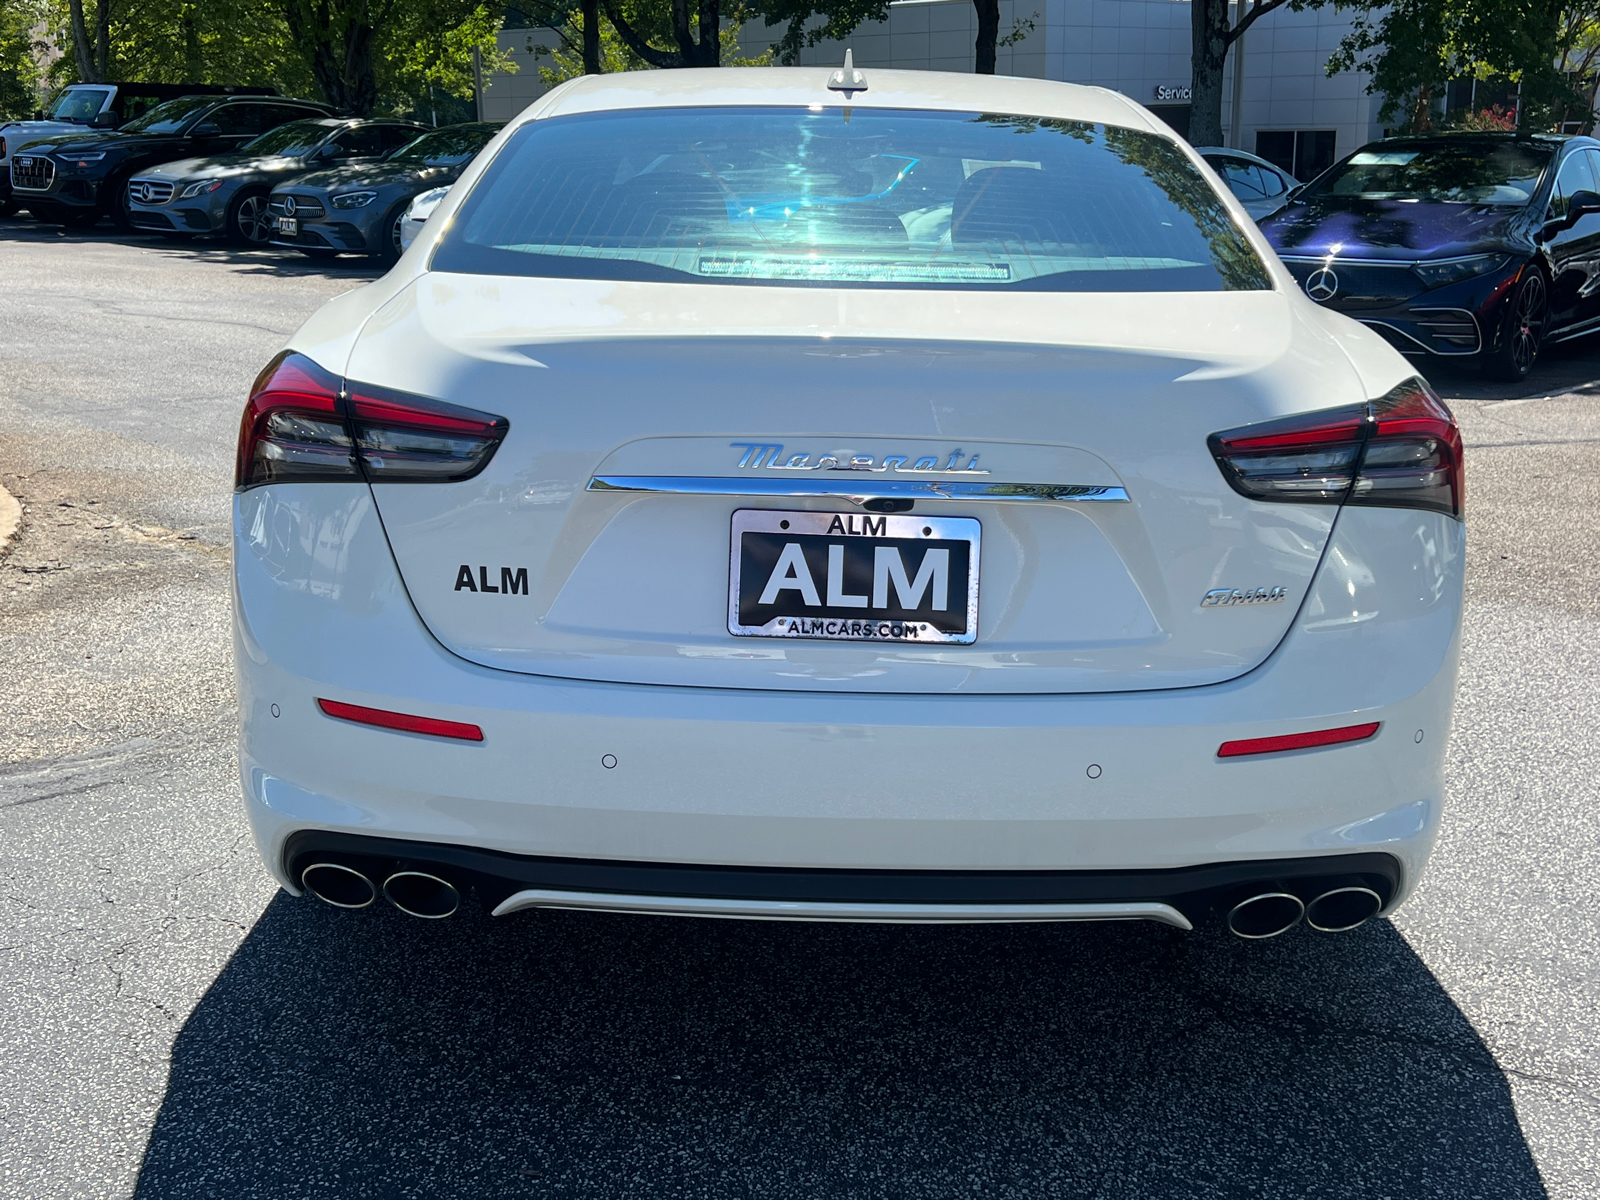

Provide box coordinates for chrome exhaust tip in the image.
[382,871,460,919]
[1306,885,1383,933]
[1226,891,1305,939]
[301,862,377,909]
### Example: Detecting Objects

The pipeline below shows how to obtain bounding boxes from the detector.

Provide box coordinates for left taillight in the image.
[236,351,508,490]
[1207,377,1463,518]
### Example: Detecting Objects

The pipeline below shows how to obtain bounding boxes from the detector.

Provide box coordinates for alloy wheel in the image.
[1509,271,1547,376]
[236,194,271,244]
[390,210,405,260]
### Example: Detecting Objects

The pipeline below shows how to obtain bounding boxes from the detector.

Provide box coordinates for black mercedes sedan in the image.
[9,93,332,229]
[1258,133,1600,380]
[126,117,424,244]
[266,122,501,265]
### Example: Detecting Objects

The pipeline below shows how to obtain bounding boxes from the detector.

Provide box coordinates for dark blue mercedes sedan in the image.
[1258,133,1600,380]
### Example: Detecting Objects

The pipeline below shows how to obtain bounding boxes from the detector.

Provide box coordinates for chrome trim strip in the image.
[1279,255,1419,268]
[491,889,1193,928]
[1357,318,1479,357]
[588,476,1130,503]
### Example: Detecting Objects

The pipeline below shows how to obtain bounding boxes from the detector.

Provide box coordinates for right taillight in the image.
[236,351,507,490]
[1208,377,1462,518]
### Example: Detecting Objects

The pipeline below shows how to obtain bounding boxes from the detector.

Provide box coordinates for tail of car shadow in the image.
[133,893,1548,1199]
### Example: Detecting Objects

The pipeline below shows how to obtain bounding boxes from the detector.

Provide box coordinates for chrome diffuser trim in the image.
[588,476,1129,503]
[491,889,1192,928]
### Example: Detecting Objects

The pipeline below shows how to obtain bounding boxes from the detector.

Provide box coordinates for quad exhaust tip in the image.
[1226,891,1304,939]
[383,871,461,919]
[301,862,377,909]
[1306,885,1383,933]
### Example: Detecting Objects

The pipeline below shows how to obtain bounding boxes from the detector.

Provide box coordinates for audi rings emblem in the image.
[283,195,297,217]
[1305,267,1339,302]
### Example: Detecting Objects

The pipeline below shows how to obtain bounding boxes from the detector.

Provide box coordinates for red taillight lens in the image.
[1208,377,1463,518]
[1217,722,1380,758]
[236,352,508,490]
[1353,378,1464,516]
[345,383,508,482]
[236,351,355,488]
[317,698,484,741]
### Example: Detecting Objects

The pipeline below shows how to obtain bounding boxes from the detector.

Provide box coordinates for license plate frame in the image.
[728,508,981,644]
[276,216,298,236]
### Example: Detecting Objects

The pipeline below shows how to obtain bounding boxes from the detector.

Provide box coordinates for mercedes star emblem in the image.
[1305,267,1339,302]
[283,195,297,217]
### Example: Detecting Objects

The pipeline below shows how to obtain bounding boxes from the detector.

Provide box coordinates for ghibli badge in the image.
[1202,587,1287,607]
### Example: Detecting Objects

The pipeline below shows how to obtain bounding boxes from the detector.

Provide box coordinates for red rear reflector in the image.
[1217,722,1379,758]
[317,698,484,741]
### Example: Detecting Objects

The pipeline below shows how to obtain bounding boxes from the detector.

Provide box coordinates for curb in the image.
[0,484,20,556]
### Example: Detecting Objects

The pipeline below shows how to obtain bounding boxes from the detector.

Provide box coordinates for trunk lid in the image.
[346,275,1358,694]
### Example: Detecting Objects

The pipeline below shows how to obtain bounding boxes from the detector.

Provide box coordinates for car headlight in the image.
[59,150,107,167]
[1411,255,1508,289]
[179,179,225,198]
[331,191,378,209]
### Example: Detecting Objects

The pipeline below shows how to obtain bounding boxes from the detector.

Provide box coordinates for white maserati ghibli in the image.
[233,66,1463,940]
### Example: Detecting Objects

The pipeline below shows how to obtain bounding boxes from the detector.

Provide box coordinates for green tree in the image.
[1325,0,1590,131]
[0,0,46,117]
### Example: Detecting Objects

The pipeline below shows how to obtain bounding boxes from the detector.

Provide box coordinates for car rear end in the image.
[234,70,1463,940]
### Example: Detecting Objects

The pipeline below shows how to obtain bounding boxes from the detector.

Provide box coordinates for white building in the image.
[482,0,1386,182]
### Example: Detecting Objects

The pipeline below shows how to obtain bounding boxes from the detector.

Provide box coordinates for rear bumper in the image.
[285,830,1401,929]
[236,484,1462,917]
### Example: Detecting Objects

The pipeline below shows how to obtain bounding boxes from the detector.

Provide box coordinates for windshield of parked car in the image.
[242,120,334,158]
[118,96,215,135]
[433,107,1272,291]
[389,126,497,167]
[46,87,112,123]
[1306,140,1553,205]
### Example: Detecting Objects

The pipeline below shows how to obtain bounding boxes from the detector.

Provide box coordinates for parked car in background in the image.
[1259,133,1600,380]
[10,93,330,229]
[267,122,501,264]
[398,185,450,251]
[0,82,274,217]
[127,117,425,245]
[1196,147,1299,220]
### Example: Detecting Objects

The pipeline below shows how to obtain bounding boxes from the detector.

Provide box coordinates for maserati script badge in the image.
[732,443,989,474]
[1202,587,1287,607]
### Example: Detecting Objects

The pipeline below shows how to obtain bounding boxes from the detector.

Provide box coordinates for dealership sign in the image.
[1153,85,1192,102]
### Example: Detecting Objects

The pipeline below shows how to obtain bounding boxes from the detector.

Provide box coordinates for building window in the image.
[1256,130,1337,182]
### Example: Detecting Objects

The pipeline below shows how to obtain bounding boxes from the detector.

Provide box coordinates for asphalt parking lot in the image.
[2,215,1599,1200]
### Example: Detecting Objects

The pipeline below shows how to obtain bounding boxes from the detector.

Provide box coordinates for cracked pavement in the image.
[1,216,1598,1200]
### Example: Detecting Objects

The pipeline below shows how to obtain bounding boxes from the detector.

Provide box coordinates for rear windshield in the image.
[1307,140,1553,205]
[432,107,1271,291]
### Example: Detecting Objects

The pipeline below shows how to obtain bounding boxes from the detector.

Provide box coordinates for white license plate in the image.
[276,217,298,236]
[729,509,980,644]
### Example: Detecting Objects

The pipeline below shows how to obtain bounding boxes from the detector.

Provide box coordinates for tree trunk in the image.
[95,0,111,79]
[1411,82,1433,132]
[68,0,99,81]
[1189,0,1229,146]
[283,1,379,115]
[582,0,600,74]
[607,0,715,67]
[182,8,203,81]
[973,0,998,74]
